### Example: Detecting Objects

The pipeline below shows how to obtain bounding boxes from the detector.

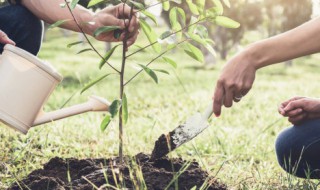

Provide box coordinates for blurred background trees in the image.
[161,0,314,66]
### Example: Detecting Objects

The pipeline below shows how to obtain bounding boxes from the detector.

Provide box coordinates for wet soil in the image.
[9,153,227,190]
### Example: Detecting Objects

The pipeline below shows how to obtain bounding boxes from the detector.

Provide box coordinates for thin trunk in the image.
[118,4,133,163]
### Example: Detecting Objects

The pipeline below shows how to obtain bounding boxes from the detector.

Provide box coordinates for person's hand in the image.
[279,97,320,125]
[91,3,139,47]
[0,30,15,46]
[213,50,257,116]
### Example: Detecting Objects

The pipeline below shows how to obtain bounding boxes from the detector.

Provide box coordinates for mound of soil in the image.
[9,153,227,190]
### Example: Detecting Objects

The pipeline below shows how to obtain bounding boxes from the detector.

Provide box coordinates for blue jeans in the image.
[275,119,320,179]
[0,4,43,55]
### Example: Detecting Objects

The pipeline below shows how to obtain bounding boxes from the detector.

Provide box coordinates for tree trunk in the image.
[220,49,228,60]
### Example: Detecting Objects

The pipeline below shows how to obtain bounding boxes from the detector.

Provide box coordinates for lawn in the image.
[1,28,320,189]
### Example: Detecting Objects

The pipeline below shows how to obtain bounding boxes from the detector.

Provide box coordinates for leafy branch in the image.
[124,38,189,86]
[126,17,207,58]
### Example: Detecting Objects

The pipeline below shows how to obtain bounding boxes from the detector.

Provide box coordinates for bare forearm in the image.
[247,17,320,69]
[21,0,94,35]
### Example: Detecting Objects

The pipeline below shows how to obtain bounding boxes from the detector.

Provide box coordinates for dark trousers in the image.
[275,119,320,179]
[0,4,43,55]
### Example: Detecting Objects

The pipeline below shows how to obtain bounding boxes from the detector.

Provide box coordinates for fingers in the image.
[288,112,307,125]
[280,96,304,109]
[128,13,139,33]
[213,80,224,117]
[116,3,139,31]
[0,30,15,45]
[224,88,234,108]
[127,29,140,47]
[283,99,305,113]
[115,4,140,45]
[116,3,133,19]
[283,108,303,117]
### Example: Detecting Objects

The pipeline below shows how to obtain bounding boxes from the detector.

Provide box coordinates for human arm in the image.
[278,97,320,125]
[213,17,320,116]
[20,0,139,46]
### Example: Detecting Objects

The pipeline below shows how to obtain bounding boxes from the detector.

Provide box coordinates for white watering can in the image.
[0,44,110,134]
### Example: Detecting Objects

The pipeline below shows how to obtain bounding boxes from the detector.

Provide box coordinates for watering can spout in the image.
[33,96,110,126]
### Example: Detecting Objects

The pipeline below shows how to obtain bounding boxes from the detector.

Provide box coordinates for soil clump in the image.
[9,153,227,190]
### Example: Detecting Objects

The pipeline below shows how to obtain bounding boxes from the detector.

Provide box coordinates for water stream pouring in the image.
[0,44,110,134]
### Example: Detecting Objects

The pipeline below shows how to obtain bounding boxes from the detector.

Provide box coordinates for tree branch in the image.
[126,17,207,58]
[124,39,189,86]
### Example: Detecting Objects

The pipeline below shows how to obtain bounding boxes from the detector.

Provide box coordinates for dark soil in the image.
[151,130,177,161]
[9,153,227,190]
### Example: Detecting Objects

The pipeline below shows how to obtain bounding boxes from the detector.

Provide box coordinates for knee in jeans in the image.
[275,127,302,176]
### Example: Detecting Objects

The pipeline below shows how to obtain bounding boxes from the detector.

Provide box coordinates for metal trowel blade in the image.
[150,102,213,160]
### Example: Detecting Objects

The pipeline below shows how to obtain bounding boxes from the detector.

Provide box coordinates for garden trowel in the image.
[150,101,214,160]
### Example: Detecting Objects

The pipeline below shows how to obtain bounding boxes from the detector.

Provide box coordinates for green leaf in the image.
[139,19,161,53]
[80,74,113,94]
[94,26,121,37]
[211,0,223,15]
[154,69,170,75]
[172,22,182,40]
[169,7,178,27]
[195,25,209,38]
[195,0,205,14]
[99,45,120,69]
[163,57,177,69]
[77,48,92,54]
[176,7,186,26]
[67,41,83,48]
[186,0,199,15]
[141,10,158,26]
[189,33,206,44]
[187,16,198,34]
[100,114,111,132]
[205,43,217,57]
[70,0,80,9]
[109,100,121,118]
[215,16,240,28]
[184,43,204,63]
[160,31,172,40]
[122,93,128,124]
[88,0,104,8]
[129,0,145,9]
[48,19,70,29]
[162,1,170,11]
[138,64,158,83]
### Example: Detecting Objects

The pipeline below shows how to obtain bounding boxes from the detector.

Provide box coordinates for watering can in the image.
[0,44,110,134]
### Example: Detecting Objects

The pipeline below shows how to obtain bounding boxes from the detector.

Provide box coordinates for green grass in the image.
[1,28,320,189]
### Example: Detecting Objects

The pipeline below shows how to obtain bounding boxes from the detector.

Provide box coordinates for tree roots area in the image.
[9,153,227,190]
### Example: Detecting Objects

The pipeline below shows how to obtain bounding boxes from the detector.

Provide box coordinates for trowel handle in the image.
[203,101,214,120]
